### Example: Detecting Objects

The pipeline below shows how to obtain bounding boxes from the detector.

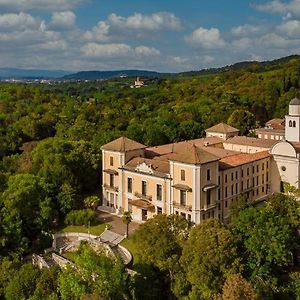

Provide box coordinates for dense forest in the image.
[1,55,300,299]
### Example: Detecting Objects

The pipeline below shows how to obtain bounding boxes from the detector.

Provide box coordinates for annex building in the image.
[101,98,300,224]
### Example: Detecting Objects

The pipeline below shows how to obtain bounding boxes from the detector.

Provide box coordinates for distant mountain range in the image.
[1,55,300,80]
[61,70,162,80]
[0,68,70,79]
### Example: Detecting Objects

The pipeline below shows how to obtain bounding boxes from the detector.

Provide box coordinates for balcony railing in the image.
[200,203,217,211]
[103,184,119,192]
[173,202,192,211]
[134,192,152,201]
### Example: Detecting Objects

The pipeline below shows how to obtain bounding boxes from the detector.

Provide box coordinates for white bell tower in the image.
[285,97,300,142]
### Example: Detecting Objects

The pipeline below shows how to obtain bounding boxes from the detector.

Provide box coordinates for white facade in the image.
[285,98,300,142]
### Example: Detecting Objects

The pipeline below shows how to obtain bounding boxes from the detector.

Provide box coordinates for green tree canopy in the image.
[227,109,256,135]
[179,219,239,300]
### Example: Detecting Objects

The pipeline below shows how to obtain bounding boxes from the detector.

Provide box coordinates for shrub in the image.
[65,209,96,227]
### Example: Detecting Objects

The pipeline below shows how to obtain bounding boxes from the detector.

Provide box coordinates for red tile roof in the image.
[205,122,239,133]
[124,157,170,175]
[170,144,219,165]
[219,151,270,170]
[101,137,146,152]
[224,136,277,148]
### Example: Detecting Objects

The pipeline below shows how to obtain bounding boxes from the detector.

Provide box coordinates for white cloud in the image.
[231,37,252,50]
[0,12,41,32]
[277,19,300,37]
[135,46,160,56]
[185,27,225,49]
[84,21,110,42]
[0,0,84,11]
[258,32,293,48]
[81,43,161,58]
[254,0,300,18]
[231,24,266,37]
[107,12,182,31]
[84,12,182,42]
[81,43,132,58]
[48,11,76,31]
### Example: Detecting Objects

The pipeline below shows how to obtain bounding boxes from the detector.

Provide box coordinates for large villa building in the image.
[101,98,300,223]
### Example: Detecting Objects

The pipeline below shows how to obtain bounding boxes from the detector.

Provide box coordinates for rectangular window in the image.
[247,168,249,176]
[207,190,211,205]
[110,156,114,166]
[241,170,244,177]
[157,207,162,214]
[256,176,259,185]
[127,178,132,193]
[207,169,211,181]
[225,187,228,198]
[235,183,238,194]
[128,202,132,213]
[266,172,269,181]
[225,174,228,183]
[142,181,147,196]
[225,201,228,208]
[231,185,234,195]
[180,190,187,206]
[262,163,264,171]
[218,189,221,201]
[236,171,238,180]
[231,173,234,181]
[109,174,114,188]
[262,186,265,193]
[218,176,220,185]
[156,184,162,201]
[188,214,191,222]
[252,166,255,174]
[241,181,244,191]
[257,165,259,172]
[181,170,185,181]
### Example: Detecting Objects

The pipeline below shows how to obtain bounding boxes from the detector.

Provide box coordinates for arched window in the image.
[293,121,296,127]
[289,120,293,127]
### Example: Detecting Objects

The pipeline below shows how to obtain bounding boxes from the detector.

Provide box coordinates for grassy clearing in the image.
[120,236,140,266]
[61,223,107,236]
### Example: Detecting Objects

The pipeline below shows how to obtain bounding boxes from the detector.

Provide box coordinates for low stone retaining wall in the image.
[52,232,98,251]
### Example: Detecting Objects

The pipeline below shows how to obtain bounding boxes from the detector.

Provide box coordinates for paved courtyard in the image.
[96,210,140,236]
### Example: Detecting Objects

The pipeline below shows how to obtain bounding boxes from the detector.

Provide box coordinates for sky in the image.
[1,0,300,72]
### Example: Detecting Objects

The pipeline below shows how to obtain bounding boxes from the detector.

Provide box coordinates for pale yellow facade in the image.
[100,99,300,224]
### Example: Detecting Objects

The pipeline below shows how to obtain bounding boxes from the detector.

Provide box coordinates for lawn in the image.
[61,222,108,236]
[120,236,140,266]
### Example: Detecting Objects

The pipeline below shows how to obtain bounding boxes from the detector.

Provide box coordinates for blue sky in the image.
[0,0,299,72]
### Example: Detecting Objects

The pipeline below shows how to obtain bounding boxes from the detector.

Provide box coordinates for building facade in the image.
[101,98,300,224]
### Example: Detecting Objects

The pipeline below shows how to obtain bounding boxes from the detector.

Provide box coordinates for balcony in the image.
[173,202,192,211]
[200,203,217,211]
[134,192,152,201]
[103,184,119,192]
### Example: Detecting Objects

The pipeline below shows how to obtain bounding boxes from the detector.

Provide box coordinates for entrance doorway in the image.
[142,209,147,221]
